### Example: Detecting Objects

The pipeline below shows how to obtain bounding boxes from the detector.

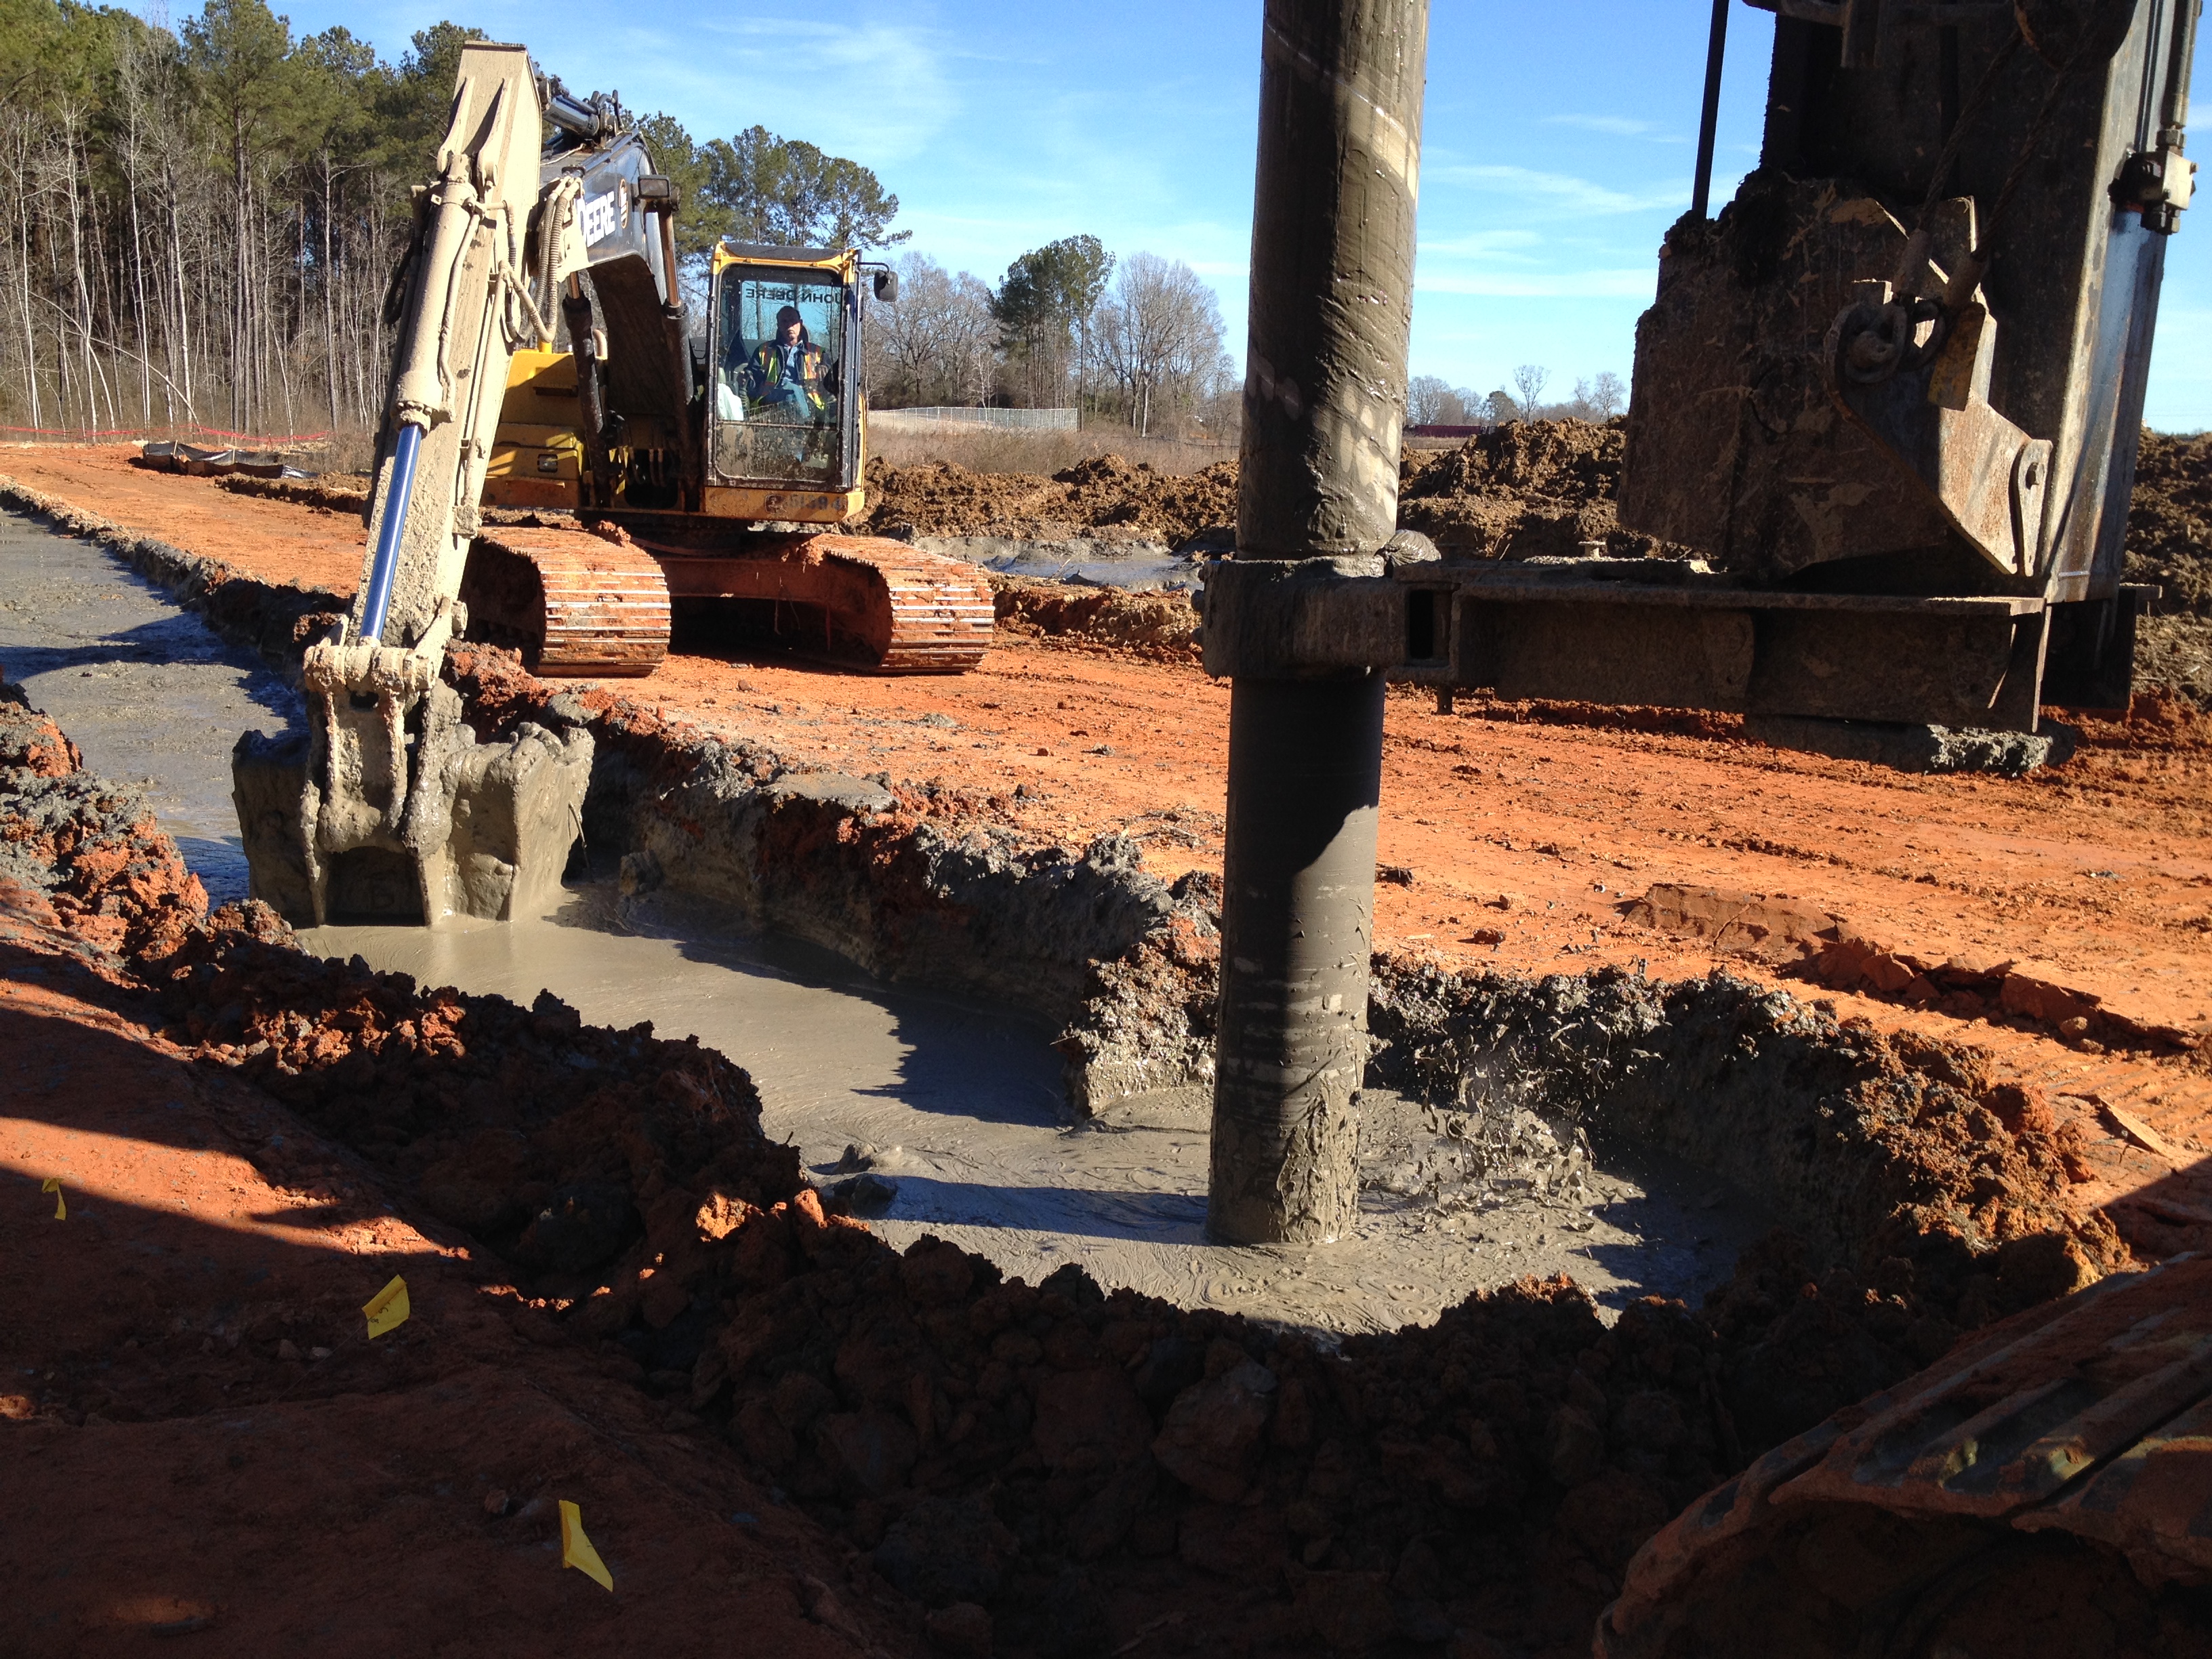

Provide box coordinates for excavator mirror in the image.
[872,270,899,303]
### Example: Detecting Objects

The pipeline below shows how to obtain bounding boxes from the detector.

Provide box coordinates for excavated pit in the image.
[0,500,2173,1654]
[0,507,1774,1334]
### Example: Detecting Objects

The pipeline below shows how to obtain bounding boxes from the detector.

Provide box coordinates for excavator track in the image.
[459,527,672,677]
[459,527,994,677]
[638,530,995,674]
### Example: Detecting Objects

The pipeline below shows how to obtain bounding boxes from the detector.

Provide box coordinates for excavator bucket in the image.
[232,675,592,926]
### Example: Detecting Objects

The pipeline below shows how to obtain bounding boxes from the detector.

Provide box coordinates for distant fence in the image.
[0,423,333,447]
[871,406,1080,431]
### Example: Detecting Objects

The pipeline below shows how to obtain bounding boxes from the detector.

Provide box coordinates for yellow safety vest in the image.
[751,341,827,413]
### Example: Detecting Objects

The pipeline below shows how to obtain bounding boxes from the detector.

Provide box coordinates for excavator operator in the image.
[748,305,830,421]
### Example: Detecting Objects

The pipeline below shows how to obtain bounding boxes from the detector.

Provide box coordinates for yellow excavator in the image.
[450,67,989,678]
[232,42,988,927]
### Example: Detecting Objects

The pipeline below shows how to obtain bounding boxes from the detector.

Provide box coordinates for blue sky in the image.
[264,0,2212,429]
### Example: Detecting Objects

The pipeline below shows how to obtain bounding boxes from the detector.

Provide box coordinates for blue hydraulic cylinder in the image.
[359,422,423,644]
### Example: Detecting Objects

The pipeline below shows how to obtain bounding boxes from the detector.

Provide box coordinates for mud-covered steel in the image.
[651,534,996,673]
[1237,0,1425,558]
[1209,0,1427,1246]
[1597,1254,2212,1656]
[1209,675,1387,1244]
[1197,550,2071,731]
[460,528,672,676]
[1624,0,2195,607]
[1690,0,1729,218]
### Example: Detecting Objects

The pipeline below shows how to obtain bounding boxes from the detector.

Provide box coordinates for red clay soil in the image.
[861,453,1240,547]
[9,444,2212,1227]
[0,773,901,1651]
[1,443,369,593]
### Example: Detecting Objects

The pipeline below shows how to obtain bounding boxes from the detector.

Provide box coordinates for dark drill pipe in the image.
[1208,0,1427,1246]
[1691,0,1729,219]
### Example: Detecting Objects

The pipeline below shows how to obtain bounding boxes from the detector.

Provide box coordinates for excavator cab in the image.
[705,243,862,516]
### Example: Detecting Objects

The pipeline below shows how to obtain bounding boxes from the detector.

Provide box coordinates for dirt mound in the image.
[864,422,1677,567]
[2126,429,2212,612]
[863,454,1237,548]
[2125,430,2212,705]
[989,574,1200,661]
[1398,419,1682,561]
[0,682,205,958]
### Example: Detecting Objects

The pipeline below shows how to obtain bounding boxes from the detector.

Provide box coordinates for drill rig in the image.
[1592,4,2212,1650]
[1200,0,2196,756]
[231,42,989,927]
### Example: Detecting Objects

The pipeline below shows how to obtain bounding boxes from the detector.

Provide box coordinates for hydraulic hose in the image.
[359,420,422,644]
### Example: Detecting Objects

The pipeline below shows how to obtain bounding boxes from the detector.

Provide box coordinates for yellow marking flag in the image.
[559,1500,614,1591]
[41,1179,64,1221]
[363,1275,409,1338]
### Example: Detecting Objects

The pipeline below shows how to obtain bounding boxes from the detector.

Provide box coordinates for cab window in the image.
[712,269,845,486]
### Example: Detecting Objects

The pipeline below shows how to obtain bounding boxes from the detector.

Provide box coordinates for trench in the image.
[0,508,298,907]
[2,504,1779,1336]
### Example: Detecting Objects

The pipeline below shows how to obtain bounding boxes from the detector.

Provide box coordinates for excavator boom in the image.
[234,43,594,927]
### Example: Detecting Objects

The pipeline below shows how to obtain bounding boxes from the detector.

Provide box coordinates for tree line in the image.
[0,0,1235,447]
[865,236,1235,440]
[0,0,905,442]
[1408,365,1628,429]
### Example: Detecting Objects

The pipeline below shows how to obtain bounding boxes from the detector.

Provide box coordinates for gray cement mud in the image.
[305,880,1775,1334]
[4,504,1774,1335]
[0,509,300,905]
[903,533,1204,592]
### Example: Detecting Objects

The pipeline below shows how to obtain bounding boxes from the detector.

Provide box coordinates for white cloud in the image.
[1542,113,1685,143]
[1429,163,1687,217]
[640,19,959,161]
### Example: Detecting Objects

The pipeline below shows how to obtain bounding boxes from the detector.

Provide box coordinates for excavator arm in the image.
[232,43,597,928]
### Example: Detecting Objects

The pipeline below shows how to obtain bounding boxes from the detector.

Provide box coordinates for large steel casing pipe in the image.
[1208,0,1427,1245]
[1209,675,1387,1242]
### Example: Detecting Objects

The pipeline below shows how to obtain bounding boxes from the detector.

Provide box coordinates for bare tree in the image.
[865,252,997,407]
[1406,374,1474,426]
[1570,370,1626,419]
[1096,252,1227,437]
[1512,363,1549,422]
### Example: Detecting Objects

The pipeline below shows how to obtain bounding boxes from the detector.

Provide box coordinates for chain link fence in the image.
[869,406,1080,431]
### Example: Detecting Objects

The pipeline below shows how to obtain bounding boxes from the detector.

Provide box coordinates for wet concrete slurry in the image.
[304,886,1775,1334]
[0,508,300,905]
[5,507,1774,1334]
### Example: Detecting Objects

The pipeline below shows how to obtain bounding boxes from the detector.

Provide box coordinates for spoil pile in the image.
[0,673,206,958]
[3,657,2167,1654]
[861,423,1657,565]
[2127,428,2212,706]
[863,453,1238,549]
[1397,419,1677,562]
[987,577,1203,661]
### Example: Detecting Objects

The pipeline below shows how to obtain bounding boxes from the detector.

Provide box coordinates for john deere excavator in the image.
[231,41,989,928]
